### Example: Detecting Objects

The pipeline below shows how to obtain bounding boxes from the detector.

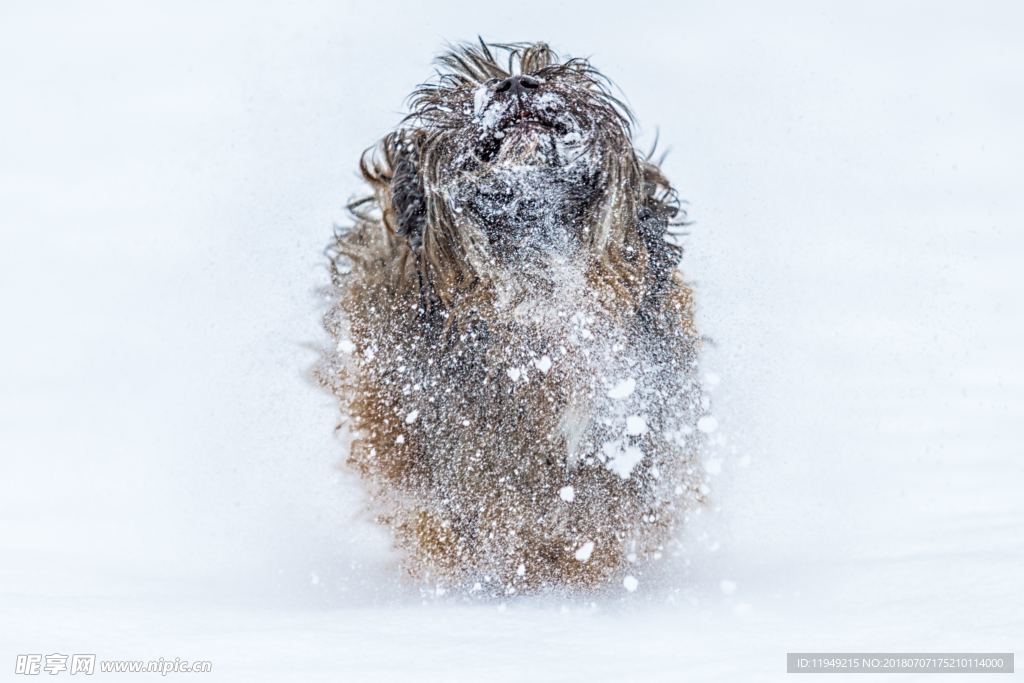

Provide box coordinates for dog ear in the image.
[387,133,427,249]
[638,210,678,292]
[637,161,684,300]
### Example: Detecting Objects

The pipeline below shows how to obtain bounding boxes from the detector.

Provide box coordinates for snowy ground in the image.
[1,2,1022,681]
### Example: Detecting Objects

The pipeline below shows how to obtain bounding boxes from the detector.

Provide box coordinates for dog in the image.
[319,40,707,594]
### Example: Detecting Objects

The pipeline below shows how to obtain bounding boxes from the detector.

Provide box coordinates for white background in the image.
[1,2,1021,681]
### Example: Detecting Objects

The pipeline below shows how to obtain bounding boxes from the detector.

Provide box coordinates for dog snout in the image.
[494,75,541,95]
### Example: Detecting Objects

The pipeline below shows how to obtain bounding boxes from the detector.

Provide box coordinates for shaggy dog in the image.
[319,41,707,594]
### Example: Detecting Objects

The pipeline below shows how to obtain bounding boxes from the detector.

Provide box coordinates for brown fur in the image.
[319,41,706,594]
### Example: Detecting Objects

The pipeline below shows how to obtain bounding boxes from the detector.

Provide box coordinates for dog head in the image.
[352,41,682,313]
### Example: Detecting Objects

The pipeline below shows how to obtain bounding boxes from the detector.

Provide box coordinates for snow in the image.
[623,576,640,592]
[533,355,553,374]
[1,2,1022,681]
[601,440,646,479]
[575,541,596,562]
[472,85,490,116]
[696,415,718,434]
[558,485,576,502]
[625,414,648,435]
[404,409,419,424]
[606,378,637,400]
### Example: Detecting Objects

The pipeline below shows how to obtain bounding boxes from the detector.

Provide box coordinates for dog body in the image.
[320,42,706,593]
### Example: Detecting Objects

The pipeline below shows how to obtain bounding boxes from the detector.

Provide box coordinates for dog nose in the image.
[494,75,541,94]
